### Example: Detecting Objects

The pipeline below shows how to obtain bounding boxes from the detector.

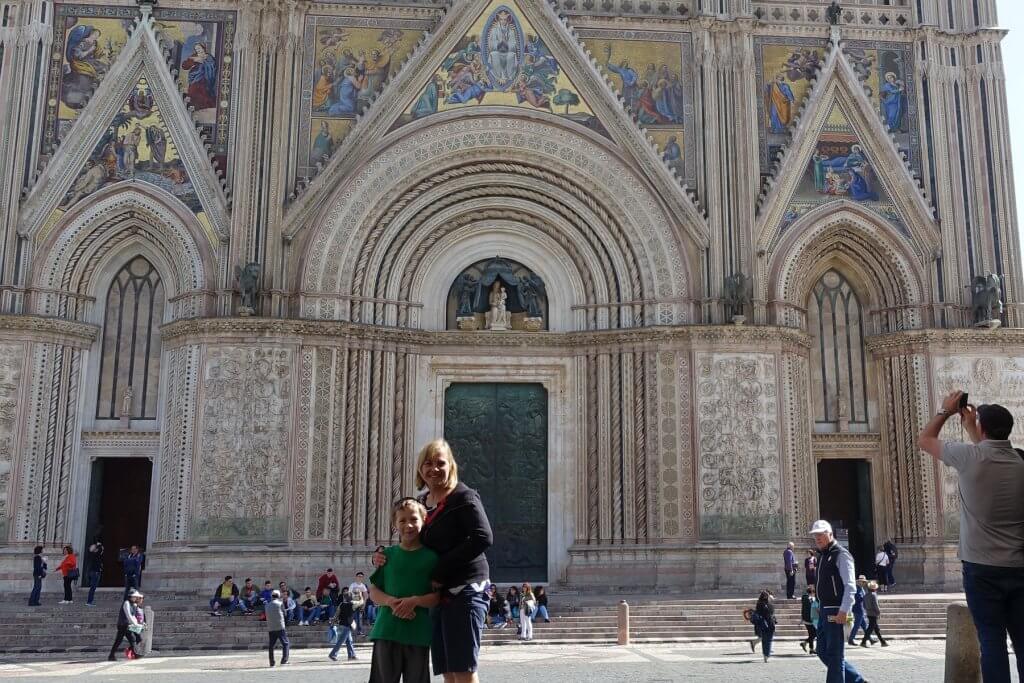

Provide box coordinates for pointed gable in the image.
[394,0,600,133]
[756,38,935,257]
[23,11,230,246]
[287,0,706,245]
[781,101,904,234]
[61,78,206,221]
[43,4,236,173]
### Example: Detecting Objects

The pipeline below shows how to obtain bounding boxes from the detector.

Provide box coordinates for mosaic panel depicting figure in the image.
[297,15,430,178]
[44,5,236,172]
[754,37,920,179]
[394,1,598,135]
[780,102,905,236]
[577,30,695,185]
[59,78,212,234]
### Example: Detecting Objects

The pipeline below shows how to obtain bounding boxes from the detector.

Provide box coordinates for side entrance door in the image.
[444,382,548,583]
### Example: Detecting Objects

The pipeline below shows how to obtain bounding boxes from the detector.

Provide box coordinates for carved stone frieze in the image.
[695,352,784,539]
[932,354,1024,538]
[192,345,294,542]
[0,344,25,538]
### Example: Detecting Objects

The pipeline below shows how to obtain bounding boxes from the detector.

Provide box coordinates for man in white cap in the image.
[809,519,868,683]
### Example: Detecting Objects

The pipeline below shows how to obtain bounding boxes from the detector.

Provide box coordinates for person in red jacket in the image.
[58,545,78,604]
[316,567,339,600]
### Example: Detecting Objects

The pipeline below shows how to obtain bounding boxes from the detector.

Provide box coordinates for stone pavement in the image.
[1,639,1014,682]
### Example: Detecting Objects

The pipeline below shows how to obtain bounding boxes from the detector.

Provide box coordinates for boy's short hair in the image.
[392,496,428,523]
[304,586,312,591]
[224,575,232,581]
[356,571,364,577]
[264,581,272,585]
[978,403,1014,440]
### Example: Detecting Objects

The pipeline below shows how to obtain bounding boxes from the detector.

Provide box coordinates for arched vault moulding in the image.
[29,184,218,322]
[291,110,704,328]
[764,202,929,332]
[412,220,587,331]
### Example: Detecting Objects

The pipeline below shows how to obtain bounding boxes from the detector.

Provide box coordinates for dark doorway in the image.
[444,382,548,582]
[84,458,152,586]
[817,459,875,575]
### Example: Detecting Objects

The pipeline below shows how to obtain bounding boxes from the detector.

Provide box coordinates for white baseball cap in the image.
[808,520,833,535]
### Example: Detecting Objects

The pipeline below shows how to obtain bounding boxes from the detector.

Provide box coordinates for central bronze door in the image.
[443,382,548,582]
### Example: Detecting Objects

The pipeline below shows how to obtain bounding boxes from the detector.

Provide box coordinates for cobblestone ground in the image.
[1,639,1016,682]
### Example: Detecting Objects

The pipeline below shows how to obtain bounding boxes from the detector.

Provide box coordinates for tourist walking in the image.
[58,545,78,604]
[810,519,867,683]
[883,539,898,591]
[122,545,144,598]
[919,391,1024,683]
[804,549,818,588]
[784,542,797,599]
[373,438,494,683]
[859,581,888,647]
[265,589,290,667]
[28,545,46,606]
[519,583,536,641]
[800,585,819,654]
[847,576,870,645]
[367,497,439,683]
[108,589,145,661]
[749,590,776,662]
[328,587,357,661]
[85,537,104,606]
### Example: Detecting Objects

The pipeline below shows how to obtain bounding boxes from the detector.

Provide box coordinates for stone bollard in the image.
[617,600,630,646]
[142,606,155,657]
[945,602,980,683]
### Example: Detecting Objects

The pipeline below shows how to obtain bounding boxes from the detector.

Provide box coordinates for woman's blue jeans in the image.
[28,577,41,605]
[329,626,355,659]
[87,571,101,604]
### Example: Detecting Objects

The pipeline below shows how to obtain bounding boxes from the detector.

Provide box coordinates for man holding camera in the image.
[918,390,1024,683]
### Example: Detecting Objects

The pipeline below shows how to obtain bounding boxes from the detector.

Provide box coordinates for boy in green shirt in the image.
[369,497,439,683]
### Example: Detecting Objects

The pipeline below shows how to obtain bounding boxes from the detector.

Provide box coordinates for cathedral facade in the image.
[0,0,1020,591]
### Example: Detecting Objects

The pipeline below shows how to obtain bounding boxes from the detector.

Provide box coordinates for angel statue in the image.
[235,262,261,314]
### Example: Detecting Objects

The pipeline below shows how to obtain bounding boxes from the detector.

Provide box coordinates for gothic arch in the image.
[293,113,701,328]
[29,184,218,322]
[765,202,928,332]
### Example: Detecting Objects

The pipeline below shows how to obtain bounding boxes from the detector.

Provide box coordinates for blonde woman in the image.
[374,439,493,683]
[519,583,536,641]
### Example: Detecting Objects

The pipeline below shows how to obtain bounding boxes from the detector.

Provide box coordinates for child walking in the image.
[265,589,290,667]
[368,497,440,683]
[860,580,889,647]
[328,587,358,661]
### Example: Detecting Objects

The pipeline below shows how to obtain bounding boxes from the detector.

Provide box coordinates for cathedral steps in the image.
[0,592,956,654]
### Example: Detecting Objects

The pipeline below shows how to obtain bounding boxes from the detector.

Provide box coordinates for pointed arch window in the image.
[96,257,165,419]
[807,270,869,428]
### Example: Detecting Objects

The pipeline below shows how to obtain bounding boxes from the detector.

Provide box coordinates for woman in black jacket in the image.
[376,438,493,683]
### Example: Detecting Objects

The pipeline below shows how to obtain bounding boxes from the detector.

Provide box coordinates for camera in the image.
[958,392,969,411]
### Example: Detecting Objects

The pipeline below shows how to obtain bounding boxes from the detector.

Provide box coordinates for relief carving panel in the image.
[0,344,24,540]
[192,346,293,542]
[932,355,1024,538]
[696,353,784,539]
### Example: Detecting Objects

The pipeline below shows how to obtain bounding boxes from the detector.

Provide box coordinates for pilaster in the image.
[0,1,52,290]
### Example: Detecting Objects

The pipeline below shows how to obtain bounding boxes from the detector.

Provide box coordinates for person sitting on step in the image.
[209,575,240,616]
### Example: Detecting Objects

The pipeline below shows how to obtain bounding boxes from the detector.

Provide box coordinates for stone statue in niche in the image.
[968,273,1003,328]
[826,1,842,26]
[120,384,134,425]
[836,393,850,432]
[723,272,750,324]
[454,273,479,316]
[485,281,511,330]
[519,273,546,331]
[235,262,261,316]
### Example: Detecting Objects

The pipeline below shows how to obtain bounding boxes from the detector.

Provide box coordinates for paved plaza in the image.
[2,639,1014,682]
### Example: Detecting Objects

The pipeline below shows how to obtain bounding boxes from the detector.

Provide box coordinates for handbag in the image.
[128,623,144,635]
[67,567,80,581]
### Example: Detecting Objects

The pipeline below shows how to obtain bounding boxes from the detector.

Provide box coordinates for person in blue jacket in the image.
[28,545,46,606]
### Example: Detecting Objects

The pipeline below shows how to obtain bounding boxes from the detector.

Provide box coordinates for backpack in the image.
[750,612,767,636]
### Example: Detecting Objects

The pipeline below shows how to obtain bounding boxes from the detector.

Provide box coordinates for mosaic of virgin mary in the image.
[482,7,524,91]
[62,24,111,110]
